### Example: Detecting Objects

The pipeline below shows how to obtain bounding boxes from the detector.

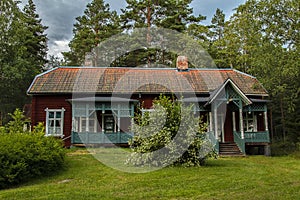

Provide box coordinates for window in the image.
[74,111,97,133]
[243,112,257,132]
[45,108,65,136]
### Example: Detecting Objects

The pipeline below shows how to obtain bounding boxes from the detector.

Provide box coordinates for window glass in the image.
[56,112,61,118]
[49,112,55,118]
[45,109,64,136]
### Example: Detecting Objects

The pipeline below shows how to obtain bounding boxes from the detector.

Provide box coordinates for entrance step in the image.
[219,142,244,156]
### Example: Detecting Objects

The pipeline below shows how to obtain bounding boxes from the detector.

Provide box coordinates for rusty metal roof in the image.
[27,67,268,96]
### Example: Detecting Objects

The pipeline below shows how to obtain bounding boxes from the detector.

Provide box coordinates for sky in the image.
[20,0,246,58]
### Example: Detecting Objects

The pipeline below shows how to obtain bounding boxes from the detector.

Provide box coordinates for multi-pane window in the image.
[45,108,65,136]
[243,112,257,132]
[74,111,97,133]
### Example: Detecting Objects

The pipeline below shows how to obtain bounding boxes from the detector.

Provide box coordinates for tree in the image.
[206,8,228,68]
[22,0,48,69]
[220,0,300,143]
[63,0,120,66]
[127,95,214,167]
[119,0,206,67]
[0,0,48,123]
[121,0,204,32]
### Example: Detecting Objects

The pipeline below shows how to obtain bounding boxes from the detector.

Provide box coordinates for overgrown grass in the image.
[0,148,299,200]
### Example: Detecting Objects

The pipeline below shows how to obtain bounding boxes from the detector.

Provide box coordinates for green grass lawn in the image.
[1,149,300,200]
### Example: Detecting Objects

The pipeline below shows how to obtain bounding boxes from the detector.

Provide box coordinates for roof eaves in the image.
[232,69,269,95]
[27,67,59,95]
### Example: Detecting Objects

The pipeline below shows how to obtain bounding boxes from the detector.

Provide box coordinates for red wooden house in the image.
[27,63,270,155]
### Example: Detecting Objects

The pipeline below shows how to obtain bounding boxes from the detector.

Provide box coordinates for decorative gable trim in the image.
[206,79,252,106]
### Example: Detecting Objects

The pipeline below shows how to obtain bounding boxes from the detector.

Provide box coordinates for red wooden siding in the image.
[31,95,72,147]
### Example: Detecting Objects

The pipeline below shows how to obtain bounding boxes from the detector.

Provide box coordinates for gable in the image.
[206,79,252,106]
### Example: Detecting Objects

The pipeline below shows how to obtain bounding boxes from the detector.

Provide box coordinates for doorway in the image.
[224,109,234,142]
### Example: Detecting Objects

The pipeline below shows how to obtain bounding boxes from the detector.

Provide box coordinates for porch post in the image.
[232,112,236,132]
[85,104,89,132]
[209,112,213,132]
[264,111,269,132]
[117,104,121,132]
[239,108,244,139]
[131,104,134,131]
[101,104,105,132]
[214,107,218,140]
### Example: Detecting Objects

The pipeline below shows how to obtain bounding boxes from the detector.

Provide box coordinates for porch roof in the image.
[28,67,268,96]
[67,97,139,103]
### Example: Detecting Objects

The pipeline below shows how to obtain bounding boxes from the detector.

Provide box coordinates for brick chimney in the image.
[176,56,188,71]
[84,52,94,67]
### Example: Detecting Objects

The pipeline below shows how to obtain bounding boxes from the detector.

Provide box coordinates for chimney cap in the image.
[176,56,189,71]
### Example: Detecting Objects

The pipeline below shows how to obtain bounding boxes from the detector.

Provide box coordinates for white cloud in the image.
[49,40,70,58]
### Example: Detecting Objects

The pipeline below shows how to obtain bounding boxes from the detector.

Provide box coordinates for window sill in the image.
[45,134,64,138]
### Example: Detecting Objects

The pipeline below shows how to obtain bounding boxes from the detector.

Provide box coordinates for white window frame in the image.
[73,111,98,133]
[79,112,97,133]
[45,108,65,137]
[243,112,257,132]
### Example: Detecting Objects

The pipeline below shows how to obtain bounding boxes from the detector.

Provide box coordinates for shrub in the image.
[271,141,298,156]
[127,95,215,167]
[0,110,66,189]
[5,108,29,134]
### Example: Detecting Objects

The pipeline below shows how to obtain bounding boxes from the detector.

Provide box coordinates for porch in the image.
[71,132,133,144]
[69,97,137,145]
[205,79,271,155]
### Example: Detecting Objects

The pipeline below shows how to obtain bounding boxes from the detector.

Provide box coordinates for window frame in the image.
[243,112,257,132]
[45,108,65,137]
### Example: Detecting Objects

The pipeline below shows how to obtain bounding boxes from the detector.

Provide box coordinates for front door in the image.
[224,110,234,142]
[104,115,115,133]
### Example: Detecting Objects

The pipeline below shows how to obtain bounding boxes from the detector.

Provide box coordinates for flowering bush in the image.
[127,95,215,167]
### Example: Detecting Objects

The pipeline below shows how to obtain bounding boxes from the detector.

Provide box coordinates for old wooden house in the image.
[27,62,270,155]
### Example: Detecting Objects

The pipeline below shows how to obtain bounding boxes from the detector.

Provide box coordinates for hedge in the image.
[0,132,66,189]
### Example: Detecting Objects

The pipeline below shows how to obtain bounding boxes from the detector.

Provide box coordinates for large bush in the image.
[0,110,66,189]
[127,95,215,167]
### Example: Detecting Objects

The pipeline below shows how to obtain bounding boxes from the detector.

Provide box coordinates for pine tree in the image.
[121,0,204,32]
[22,0,48,70]
[119,0,206,67]
[0,0,48,124]
[63,0,120,66]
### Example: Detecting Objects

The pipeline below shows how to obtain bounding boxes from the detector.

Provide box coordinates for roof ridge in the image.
[56,66,234,71]
[233,69,256,79]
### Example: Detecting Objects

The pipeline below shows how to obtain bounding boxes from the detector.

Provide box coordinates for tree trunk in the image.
[280,97,286,141]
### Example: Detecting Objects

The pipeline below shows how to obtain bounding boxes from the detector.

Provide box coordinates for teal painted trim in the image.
[244,131,270,143]
[206,131,219,154]
[233,131,246,154]
[243,103,267,112]
[72,132,133,144]
[264,104,267,112]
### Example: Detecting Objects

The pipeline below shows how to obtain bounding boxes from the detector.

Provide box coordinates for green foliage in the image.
[5,108,28,134]
[0,119,66,189]
[201,0,300,144]
[63,0,120,65]
[121,0,205,32]
[271,141,299,156]
[0,0,48,124]
[127,95,214,167]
